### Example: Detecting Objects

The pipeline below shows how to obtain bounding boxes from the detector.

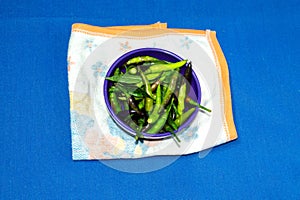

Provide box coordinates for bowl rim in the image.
[103,47,201,139]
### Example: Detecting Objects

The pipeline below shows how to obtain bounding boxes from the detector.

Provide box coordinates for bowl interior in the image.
[103,48,201,139]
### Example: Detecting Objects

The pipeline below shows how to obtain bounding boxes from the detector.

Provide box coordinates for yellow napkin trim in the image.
[72,22,167,36]
[207,31,237,141]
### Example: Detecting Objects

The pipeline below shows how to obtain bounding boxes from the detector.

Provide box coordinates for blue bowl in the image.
[103,48,201,139]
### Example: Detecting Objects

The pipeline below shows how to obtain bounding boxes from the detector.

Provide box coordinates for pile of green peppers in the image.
[106,56,211,141]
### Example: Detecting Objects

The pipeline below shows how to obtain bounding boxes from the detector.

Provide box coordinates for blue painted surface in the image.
[1,1,299,199]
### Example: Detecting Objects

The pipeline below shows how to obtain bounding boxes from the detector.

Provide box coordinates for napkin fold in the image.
[67,22,237,160]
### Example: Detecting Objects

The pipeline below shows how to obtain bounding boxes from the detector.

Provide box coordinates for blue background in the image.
[1,0,299,199]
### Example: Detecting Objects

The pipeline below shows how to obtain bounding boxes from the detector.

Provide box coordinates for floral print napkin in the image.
[67,22,237,160]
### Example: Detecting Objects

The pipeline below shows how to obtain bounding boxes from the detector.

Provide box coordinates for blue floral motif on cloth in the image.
[180,126,199,142]
[71,111,94,159]
[180,36,193,49]
[91,61,108,78]
[84,39,97,52]
[106,117,149,157]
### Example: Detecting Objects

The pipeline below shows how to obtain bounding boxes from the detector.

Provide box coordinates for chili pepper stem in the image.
[135,124,144,142]
[171,131,181,143]
[138,66,155,99]
[186,97,212,113]
[198,104,212,113]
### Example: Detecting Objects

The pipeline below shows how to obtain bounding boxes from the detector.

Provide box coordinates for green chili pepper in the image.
[106,73,161,84]
[141,60,169,67]
[138,117,146,126]
[130,88,145,98]
[126,56,159,66]
[109,86,116,93]
[161,85,168,98]
[114,67,121,76]
[138,66,154,99]
[140,72,163,81]
[173,61,192,100]
[152,93,157,100]
[109,92,121,114]
[115,84,130,97]
[131,92,144,98]
[133,96,144,101]
[156,84,162,105]
[185,97,212,113]
[184,62,193,84]
[147,99,173,134]
[105,74,123,82]
[169,106,177,121]
[177,82,186,116]
[147,84,162,124]
[175,107,196,127]
[131,117,145,141]
[135,71,169,88]
[117,85,145,98]
[172,102,179,117]
[129,97,145,116]
[135,124,144,141]
[116,84,145,116]
[149,71,171,92]
[138,99,145,110]
[164,124,181,143]
[167,117,178,131]
[144,60,187,74]
[128,67,137,75]
[151,78,162,91]
[118,96,127,101]
[167,98,179,130]
[161,72,178,108]
[181,61,193,94]
[145,97,153,112]
[123,100,129,110]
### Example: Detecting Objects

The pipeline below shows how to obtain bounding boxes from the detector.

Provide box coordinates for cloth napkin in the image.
[67,22,237,160]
